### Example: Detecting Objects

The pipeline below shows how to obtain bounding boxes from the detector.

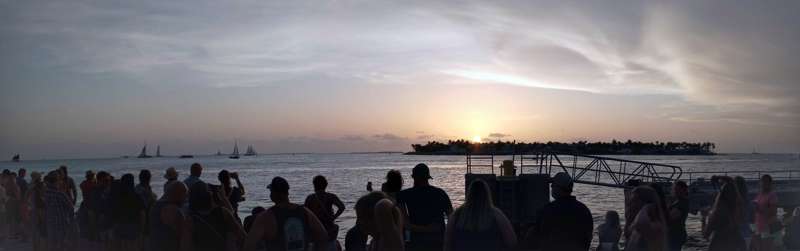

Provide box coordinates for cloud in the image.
[416,134,436,140]
[372,133,407,141]
[340,135,365,141]
[488,133,510,138]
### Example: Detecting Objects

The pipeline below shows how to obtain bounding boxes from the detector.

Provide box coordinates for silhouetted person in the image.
[785,207,800,249]
[304,175,345,251]
[163,167,179,195]
[183,163,203,190]
[754,174,778,251]
[355,192,404,251]
[444,179,516,251]
[734,176,755,248]
[243,177,327,251]
[112,173,146,251]
[188,181,245,251]
[381,170,403,201]
[625,185,667,251]
[704,182,745,251]
[150,181,192,251]
[44,171,74,251]
[58,166,77,205]
[525,172,592,251]
[217,170,245,219]
[597,211,621,251]
[243,206,265,233]
[398,164,452,251]
[667,181,689,251]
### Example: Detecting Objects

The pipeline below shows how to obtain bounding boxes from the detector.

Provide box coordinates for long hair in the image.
[454,179,495,231]
[710,182,743,226]
[382,170,403,194]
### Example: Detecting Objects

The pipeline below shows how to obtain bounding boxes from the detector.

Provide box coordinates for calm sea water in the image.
[2,153,798,242]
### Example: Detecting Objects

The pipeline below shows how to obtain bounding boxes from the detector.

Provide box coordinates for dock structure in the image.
[464,153,800,229]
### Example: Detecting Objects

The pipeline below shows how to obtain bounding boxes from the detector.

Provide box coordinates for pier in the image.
[464,153,800,229]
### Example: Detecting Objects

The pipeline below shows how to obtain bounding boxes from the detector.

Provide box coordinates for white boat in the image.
[229,141,240,159]
[244,145,257,156]
[137,143,152,158]
[156,145,162,157]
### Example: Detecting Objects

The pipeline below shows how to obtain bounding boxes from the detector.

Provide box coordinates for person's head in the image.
[190,163,202,177]
[165,181,188,203]
[550,172,574,199]
[120,173,136,193]
[96,171,111,186]
[411,163,432,185]
[268,177,290,203]
[383,169,403,193]
[604,210,621,228]
[18,168,26,178]
[138,170,152,185]
[734,176,748,200]
[672,180,688,199]
[313,175,327,192]
[355,191,390,235]
[59,165,68,176]
[455,179,495,231]
[164,167,178,181]
[251,206,266,216]
[760,174,773,193]
[44,171,59,188]
[30,171,42,183]
[85,170,96,181]
[218,170,231,186]
[714,182,740,211]
[188,181,212,211]
[627,185,661,224]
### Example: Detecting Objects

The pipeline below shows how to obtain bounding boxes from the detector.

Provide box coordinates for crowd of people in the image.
[0,162,798,251]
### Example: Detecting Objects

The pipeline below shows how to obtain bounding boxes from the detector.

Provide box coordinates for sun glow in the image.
[472,135,482,143]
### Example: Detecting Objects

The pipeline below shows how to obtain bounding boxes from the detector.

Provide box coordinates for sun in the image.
[472,135,482,143]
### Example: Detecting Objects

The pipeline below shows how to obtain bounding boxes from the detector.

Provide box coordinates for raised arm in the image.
[232,173,245,196]
[332,194,345,219]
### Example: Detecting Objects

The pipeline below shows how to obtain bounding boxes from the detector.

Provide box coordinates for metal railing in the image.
[467,152,684,188]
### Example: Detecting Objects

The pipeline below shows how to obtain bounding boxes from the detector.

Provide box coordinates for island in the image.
[408,140,716,155]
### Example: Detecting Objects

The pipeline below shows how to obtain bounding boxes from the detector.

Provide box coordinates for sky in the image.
[1,0,798,159]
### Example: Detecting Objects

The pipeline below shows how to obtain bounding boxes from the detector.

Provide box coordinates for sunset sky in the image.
[1,1,798,159]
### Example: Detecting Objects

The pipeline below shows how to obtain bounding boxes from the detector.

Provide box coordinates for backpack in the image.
[274,205,309,251]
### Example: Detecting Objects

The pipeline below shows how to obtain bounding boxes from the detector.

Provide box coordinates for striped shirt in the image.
[45,187,74,234]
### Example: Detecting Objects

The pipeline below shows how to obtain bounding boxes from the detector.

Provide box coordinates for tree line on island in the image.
[408,139,716,155]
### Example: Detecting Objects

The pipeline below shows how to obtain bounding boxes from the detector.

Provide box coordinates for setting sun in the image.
[472,135,482,143]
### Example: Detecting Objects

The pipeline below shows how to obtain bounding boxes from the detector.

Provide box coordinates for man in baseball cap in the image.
[398,163,453,251]
[525,172,593,250]
[244,177,327,251]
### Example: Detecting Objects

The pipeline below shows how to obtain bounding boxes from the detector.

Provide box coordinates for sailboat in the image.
[156,145,162,157]
[244,145,257,156]
[137,143,152,158]
[11,154,20,162]
[229,141,240,159]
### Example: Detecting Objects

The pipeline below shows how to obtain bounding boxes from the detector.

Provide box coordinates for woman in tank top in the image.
[444,179,516,251]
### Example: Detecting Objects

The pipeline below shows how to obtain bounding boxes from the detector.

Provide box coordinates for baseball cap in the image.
[412,163,432,179]
[551,172,574,192]
[267,176,290,192]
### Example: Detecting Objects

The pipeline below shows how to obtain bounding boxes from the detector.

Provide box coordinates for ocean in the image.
[2,153,799,243]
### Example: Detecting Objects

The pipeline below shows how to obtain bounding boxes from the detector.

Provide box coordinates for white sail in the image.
[138,143,151,158]
[156,145,162,157]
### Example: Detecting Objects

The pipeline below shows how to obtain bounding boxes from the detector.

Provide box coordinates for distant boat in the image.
[137,144,152,158]
[244,145,257,156]
[229,141,240,159]
[751,146,760,155]
[11,154,20,162]
[216,150,222,156]
[179,155,194,159]
[156,145,162,157]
